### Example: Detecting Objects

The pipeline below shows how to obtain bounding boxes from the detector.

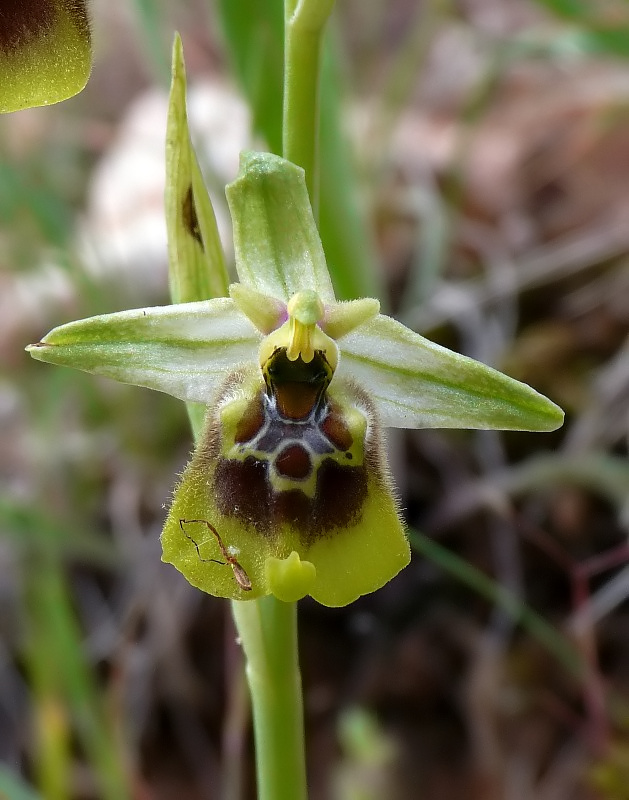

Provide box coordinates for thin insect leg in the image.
[181,518,231,559]
[179,519,225,565]
[179,519,253,591]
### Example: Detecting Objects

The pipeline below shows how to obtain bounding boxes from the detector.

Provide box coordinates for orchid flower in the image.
[0,0,91,113]
[23,34,562,607]
[27,144,563,606]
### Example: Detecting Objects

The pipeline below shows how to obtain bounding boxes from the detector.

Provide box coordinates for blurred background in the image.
[2,0,629,798]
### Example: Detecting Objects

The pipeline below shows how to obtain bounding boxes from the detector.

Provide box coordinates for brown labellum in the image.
[210,348,371,544]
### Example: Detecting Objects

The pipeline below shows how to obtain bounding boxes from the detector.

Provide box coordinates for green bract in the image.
[27,149,563,607]
[0,0,91,113]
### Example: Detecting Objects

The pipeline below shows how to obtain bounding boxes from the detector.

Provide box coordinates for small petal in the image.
[26,299,261,403]
[0,0,91,113]
[226,152,336,304]
[321,297,380,340]
[229,283,287,334]
[165,33,229,302]
[337,315,564,432]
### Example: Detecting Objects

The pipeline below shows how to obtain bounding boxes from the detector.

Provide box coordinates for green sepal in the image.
[26,299,260,403]
[165,33,229,303]
[226,152,336,304]
[337,314,565,431]
[0,1,91,113]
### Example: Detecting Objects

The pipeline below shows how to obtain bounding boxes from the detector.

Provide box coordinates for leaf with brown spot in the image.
[165,34,229,303]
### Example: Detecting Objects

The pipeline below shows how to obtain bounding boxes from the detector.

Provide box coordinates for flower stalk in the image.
[232,598,307,800]
[283,0,336,209]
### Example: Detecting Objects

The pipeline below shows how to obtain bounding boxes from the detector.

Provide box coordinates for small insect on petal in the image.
[179,519,252,591]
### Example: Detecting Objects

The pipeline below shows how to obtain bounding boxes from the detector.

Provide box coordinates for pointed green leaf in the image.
[338,314,564,431]
[26,300,261,403]
[217,0,284,155]
[0,0,91,113]
[226,151,336,303]
[166,33,229,304]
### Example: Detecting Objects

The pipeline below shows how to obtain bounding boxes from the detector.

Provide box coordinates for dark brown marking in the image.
[0,0,90,52]
[205,358,374,544]
[214,456,271,535]
[312,460,367,535]
[214,455,367,542]
[234,392,265,443]
[275,444,312,480]
[179,518,252,591]
[182,185,203,248]
[321,404,353,451]
[270,460,367,542]
[273,489,311,532]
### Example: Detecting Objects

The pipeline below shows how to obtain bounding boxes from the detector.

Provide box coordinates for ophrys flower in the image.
[27,152,563,606]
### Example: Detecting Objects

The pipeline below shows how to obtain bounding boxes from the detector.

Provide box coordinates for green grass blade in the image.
[532,0,629,59]
[217,0,284,154]
[532,0,588,16]
[318,43,382,300]
[25,562,130,800]
[131,0,171,85]
[0,500,118,566]
[409,529,584,680]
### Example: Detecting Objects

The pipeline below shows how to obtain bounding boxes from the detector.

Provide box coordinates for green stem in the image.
[283,0,336,209]
[232,598,307,800]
